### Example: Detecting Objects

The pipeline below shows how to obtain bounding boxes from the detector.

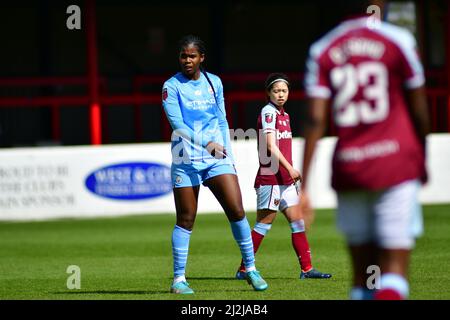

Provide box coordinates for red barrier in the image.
[0,76,448,144]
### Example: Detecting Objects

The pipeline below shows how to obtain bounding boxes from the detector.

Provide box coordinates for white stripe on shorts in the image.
[256,184,300,211]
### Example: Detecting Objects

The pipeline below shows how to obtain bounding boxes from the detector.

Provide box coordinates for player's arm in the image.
[406,85,430,184]
[396,30,430,184]
[300,41,331,225]
[265,132,301,182]
[406,85,430,144]
[302,42,332,191]
[400,31,430,145]
[299,97,328,227]
[301,98,329,192]
[162,82,212,148]
[213,78,233,161]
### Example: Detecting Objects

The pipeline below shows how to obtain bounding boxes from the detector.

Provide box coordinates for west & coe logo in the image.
[85,162,171,200]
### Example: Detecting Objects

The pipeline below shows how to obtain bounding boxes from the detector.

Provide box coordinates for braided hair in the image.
[178,35,218,104]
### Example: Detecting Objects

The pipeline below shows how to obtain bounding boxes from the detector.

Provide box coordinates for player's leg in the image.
[236,185,279,278]
[375,249,410,300]
[170,166,201,294]
[253,209,277,254]
[204,171,268,291]
[170,186,199,294]
[373,179,423,300]
[250,185,280,259]
[281,185,331,279]
[337,191,378,299]
[348,243,380,299]
[236,208,276,279]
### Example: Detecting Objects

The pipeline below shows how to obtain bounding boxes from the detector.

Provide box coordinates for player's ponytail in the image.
[179,35,221,112]
[200,65,217,103]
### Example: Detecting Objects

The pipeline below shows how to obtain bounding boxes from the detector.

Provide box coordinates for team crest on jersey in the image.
[208,86,214,95]
[274,198,280,206]
[175,175,183,185]
[265,113,273,124]
[162,88,168,101]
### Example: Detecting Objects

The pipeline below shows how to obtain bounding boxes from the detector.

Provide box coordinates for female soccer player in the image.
[162,35,268,294]
[302,0,429,299]
[235,73,331,280]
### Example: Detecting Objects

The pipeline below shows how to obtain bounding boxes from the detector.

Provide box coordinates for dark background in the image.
[0,0,447,147]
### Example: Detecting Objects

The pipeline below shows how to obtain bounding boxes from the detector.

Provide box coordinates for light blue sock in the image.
[172,225,192,279]
[289,219,306,233]
[231,218,256,272]
[350,286,376,300]
[254,222,272,236]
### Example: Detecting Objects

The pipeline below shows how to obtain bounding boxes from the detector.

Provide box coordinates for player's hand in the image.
[206,141,227,159]
[300,191,315,230]
[289,168,303,183]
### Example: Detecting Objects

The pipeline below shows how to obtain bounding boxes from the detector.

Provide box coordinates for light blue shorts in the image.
[171,160,237,188]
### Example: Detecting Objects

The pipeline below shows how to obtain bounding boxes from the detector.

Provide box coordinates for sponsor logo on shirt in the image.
[277,130,292,140]
[185,99,216,110]
[194,90,202,96]
[336,139,399,162]
[265,113,273,124]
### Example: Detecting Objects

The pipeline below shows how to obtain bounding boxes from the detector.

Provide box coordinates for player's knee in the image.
[227,206,245,222]
[176,215,196,231]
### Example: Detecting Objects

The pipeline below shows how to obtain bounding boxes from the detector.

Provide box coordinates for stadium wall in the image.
[0,134,449,221]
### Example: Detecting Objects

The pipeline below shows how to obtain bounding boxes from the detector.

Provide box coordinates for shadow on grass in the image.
[52,287,248,295]
[186,276,294,280]
[52,290,169,295]
[51,276,295,296]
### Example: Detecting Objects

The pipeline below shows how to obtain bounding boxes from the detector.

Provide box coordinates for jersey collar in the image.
[268,101,284,115]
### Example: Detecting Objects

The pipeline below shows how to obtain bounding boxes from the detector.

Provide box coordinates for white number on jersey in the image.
[331,62,389,127]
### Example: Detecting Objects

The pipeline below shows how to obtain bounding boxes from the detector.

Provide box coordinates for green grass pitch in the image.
[0,204,449,300]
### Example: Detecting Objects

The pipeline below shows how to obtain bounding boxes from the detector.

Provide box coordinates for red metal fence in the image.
[3,0,447,146]
[0,72,448,145]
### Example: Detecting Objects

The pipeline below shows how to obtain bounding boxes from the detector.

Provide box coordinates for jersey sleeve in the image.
[398,33,425,89]
[261,106,277,134]
[215,77,235,163]
[304,45,332,99]
[162,81,211,147]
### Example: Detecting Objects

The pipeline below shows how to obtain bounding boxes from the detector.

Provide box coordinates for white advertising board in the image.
[0,134,449,221]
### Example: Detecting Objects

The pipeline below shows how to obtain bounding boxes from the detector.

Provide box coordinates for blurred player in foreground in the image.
[162,35,268,294]
[301,0,430,299]
[235,73,331,280]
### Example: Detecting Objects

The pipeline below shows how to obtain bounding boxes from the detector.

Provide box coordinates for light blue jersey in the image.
[162,72,235,187]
